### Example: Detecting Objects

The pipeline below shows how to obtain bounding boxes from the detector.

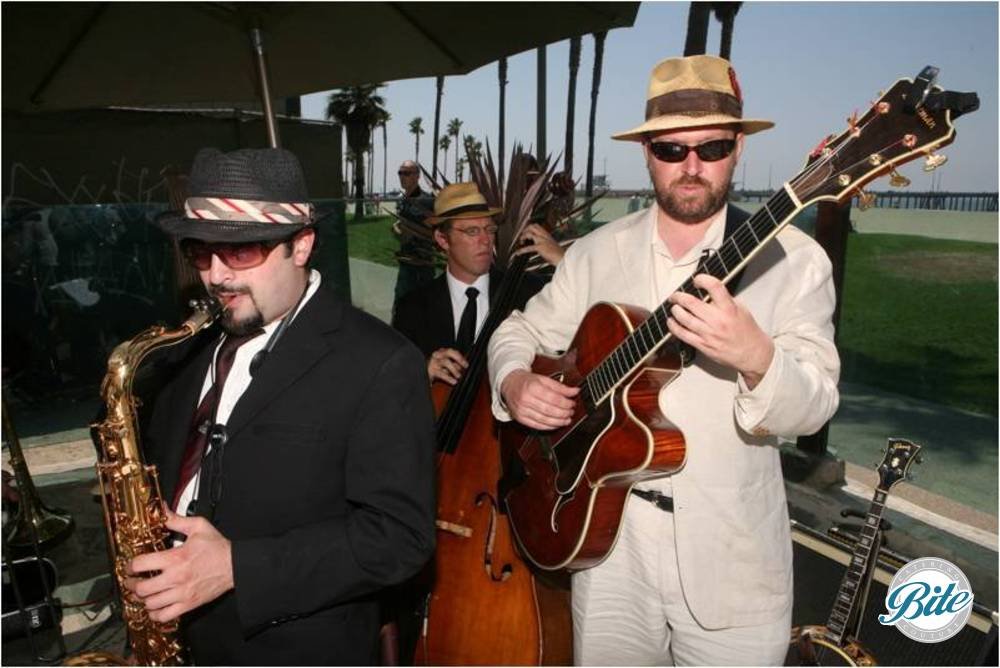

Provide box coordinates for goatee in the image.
[221,310,265,336]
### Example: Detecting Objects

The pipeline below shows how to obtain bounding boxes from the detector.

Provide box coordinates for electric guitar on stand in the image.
[790,438,924,666]
[498,66,978,571]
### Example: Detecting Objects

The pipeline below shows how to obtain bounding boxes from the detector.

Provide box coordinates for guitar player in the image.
[488,55,841,665]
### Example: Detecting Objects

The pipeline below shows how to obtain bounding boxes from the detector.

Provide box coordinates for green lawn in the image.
[838,233,998,416]
[346,214,400,267]
[346,214,999,417]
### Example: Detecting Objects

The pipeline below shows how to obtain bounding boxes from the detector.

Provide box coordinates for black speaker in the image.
[787,521,997,666]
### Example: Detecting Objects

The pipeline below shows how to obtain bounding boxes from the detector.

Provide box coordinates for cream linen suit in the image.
[488,205,840,652]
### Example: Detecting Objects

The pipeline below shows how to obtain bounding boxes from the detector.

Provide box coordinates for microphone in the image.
[248,279,310,377]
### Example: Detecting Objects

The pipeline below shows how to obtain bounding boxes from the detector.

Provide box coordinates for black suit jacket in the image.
[144,285,436,665]
[390,268,544,357]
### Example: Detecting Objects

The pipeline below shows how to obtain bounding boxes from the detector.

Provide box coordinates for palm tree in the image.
[368,126,375,201]
[712,2,742,60]
[380,111,391,195]
[498,57,508,184]
[447,118,463,180]
[409,117,425,164]
[432,76,444,178]
[326,84,388,220]
[564,36,582,176]
[463,135,483,164]
[438,135,451,182]
[536,46,547,159]
[585,32,607,204]
[684,2,711,56]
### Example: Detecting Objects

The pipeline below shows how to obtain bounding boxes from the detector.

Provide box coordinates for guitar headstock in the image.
[789,68,977,207]
[877,438,923,491]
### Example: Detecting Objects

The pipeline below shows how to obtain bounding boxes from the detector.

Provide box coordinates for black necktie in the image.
[455,286,479,354]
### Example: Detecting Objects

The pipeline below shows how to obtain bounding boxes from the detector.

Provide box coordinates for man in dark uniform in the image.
[392,160,437,310]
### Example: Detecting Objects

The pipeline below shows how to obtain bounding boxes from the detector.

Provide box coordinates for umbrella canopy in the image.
[3,2,638,112]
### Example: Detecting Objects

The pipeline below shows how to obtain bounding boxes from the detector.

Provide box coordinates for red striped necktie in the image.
[171,329,263,510]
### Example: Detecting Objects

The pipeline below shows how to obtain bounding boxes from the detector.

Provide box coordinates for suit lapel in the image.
[488,268,503,307]
[224,286,343,441]
[614,207,656,307]
[429,275,454,348]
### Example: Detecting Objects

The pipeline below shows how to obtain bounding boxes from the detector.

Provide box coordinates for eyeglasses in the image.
[450,224,498,238]
[398,170,418,176]
[647,138,737,163]
[180,238,286,271]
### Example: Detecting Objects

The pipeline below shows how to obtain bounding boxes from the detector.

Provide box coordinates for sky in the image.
[301,1,998,194]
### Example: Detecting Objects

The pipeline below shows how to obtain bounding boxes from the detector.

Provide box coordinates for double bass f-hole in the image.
[475,492,513,582]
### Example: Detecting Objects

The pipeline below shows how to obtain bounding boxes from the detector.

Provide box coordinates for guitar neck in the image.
[580,187,802,407]
[825,488,889,645]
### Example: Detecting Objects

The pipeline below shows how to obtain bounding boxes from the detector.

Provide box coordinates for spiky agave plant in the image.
[391,141,605,270]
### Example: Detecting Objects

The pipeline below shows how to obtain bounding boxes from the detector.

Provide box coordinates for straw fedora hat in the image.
[612,55,773,142]
[426,182,503,226]
[157,147,314,243]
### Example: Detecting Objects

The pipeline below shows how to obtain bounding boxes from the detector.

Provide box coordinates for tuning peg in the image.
[847,110,861,137]
[923,152,948,172]
[889,169,911,188]
[915,455,925,465]
[810,134,835,159]
[856,189,876,211]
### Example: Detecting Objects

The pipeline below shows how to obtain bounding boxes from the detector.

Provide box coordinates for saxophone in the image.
[67,298,220,666]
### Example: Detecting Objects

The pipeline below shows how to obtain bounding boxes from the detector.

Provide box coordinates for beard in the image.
[653,165,735,224]
[211,285,265,336]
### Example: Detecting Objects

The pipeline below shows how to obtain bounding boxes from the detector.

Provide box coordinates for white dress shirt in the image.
[445,269,490,342]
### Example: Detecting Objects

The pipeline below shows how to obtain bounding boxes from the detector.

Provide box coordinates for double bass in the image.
[416,157,573,666]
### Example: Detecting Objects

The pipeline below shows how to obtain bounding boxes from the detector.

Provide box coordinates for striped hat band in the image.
[184,197,314,225]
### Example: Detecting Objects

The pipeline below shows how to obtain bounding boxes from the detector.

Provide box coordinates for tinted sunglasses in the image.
[648,138,737,163]
[398,170,418,176]
[180,238,288,271]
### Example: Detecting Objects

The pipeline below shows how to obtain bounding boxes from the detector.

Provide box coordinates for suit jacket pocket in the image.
[251,422,327,444]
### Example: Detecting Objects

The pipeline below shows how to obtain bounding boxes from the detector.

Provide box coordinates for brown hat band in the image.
[645,89,742,121]
[440,203,493,218]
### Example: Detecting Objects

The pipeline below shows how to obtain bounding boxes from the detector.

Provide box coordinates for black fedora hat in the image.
[157,147,315,243]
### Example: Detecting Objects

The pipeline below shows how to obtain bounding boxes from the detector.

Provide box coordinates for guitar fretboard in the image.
[579,188,799,406]
[826,488,888,644]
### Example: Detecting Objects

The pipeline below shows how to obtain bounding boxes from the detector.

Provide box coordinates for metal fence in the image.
[736,190,997,212]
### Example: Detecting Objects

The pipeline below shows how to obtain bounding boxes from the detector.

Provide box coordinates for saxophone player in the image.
[124,148,436,665]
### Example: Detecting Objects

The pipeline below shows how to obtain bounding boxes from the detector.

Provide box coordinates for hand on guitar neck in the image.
[500,369,579,431]
[667,273,775,390]
[428,348,469,385]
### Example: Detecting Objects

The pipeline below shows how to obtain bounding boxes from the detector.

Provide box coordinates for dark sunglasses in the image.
[398,170,418,176]
[180,238,287,271]
[648,138,737,163]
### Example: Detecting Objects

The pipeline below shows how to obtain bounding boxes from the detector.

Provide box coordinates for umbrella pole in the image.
[250,28,280,148]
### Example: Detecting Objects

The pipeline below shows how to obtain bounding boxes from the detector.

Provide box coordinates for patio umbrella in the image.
[2,2,638,145]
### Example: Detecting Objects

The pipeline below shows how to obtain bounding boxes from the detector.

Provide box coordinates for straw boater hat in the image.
[612,55,773,141]
[425,182,503,226]
[157,147,315,243]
